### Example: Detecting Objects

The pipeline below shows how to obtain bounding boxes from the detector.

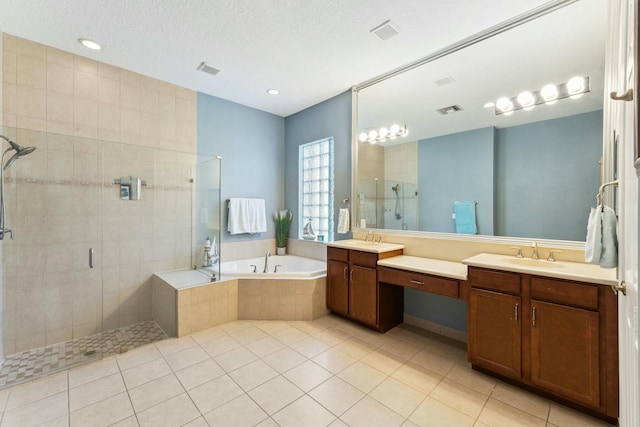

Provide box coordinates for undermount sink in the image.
[501,258,565,269]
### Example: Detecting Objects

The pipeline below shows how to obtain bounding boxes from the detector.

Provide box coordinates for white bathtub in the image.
[210,255,326,279]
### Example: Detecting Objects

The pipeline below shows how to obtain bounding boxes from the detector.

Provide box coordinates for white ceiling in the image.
[0,0,551,117]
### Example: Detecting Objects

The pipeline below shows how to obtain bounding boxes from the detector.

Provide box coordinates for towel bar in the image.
[597,180,618,210]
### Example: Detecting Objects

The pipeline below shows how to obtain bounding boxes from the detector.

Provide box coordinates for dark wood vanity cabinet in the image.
[468,267,618,422]
[326,246,403,331]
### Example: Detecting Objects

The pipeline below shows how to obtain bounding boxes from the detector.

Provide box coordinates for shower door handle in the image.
[89,248,94,268]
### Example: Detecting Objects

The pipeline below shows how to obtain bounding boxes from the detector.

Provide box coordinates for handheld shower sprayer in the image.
[0,134,37,240]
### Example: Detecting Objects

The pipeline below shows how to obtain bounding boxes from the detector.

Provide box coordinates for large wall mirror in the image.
[354,0,606,242]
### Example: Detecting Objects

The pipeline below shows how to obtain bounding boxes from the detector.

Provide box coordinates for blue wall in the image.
[405,289,468,331]
[284,91,352,240]
[197,93,285,242]
[418,127,495,235]
[495,110,602,240]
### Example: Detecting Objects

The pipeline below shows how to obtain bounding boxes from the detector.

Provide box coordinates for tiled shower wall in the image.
[1,34,197,354]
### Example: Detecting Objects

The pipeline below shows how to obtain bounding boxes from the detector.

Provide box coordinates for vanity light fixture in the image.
[494,76,590,115]
[78,38,102,50]
[359,124,408,144]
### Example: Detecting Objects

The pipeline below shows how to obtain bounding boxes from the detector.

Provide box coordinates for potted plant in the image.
[274,209,293,255]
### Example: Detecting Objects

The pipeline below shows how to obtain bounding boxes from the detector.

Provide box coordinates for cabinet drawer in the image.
[379,267,459,298]
[350,250,378,268]
[531,277,599,310]
[327,247,349,262]
[469,267,521,295]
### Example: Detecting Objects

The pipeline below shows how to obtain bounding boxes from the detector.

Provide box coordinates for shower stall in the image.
[357,178,418,230]
[0,125,221,388]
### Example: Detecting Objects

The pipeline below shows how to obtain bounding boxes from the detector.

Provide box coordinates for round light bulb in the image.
[517,91,535,108]
[359,132,368,142]
[541,84,559,103]
[567,77,585,95]
[368,130,378,141]
[496,97,513,113]
[389,124,400,136]
[378,127,389,139]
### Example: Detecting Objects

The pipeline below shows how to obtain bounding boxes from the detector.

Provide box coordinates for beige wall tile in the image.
[46,47,73,68]
[47,63,74,95]
[74,55,97,75]
[120,82,140,110]
[98,62,120,80]
[3,50,17,84]
[16,85,46,119]
[17,54,46,90]
[47,92,73,124]
[16,37,46,59]
[74,70,98,101]
[98,77,120,105]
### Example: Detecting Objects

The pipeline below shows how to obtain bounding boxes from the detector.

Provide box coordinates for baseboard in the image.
[403,313,467,344]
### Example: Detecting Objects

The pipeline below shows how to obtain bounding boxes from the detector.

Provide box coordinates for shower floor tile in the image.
[0,321,168,389]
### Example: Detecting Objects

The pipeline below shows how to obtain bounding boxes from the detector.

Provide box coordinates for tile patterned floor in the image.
[0,315,615,427]
[0,321,167,389]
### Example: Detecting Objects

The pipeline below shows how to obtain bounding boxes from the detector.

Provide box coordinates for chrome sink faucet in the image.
[263,250,271,273]
[530,241,539,260]
[364,229,374,242]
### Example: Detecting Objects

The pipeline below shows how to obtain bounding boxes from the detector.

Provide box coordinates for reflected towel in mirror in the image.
[453,201,477,234]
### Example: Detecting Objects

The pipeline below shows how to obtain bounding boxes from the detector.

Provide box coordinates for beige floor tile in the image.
[273,395,336,427]
[154,335,198,356]
[182,416,210,427]
[214,346,258,372]
[69,372,126,411]
[116,345,163,371]
[379,337,423,360]
[229,359,279,391]
[312,347,357,374]
[401,420,420,427]
[255,320,295,335]
[136,393,200,427]
[121,357,172,389]
[190,325,229,345]
[40,414,70,427]
[547,403,616,427]
[445,362,497,396]
[109,416,139,426]
[409,396,475,427]
[273,326,310,345]
[68,357,119,389]
[220,320,256,334]
[175,358,225,390]
[163,345,210,371]
[5,371,68,410]
[330,419,350,427]
[429,378,489,419]
[246,336,286,358]
[391,362,442,394]
[477,398,546,427]
[361,349,404,374]
[309,376,365,416]
[188,374,244,414]
[341,396,405,427]
[335,336,376,359]
[230,325,269,345]
[255,417,280,427]
[262,347,307,373]
[410,348,458,376]
[369,377,427,418]
[2,391,68,427]
[204,394,269,427]
[200,334,242,357]
[337,361,387,393]
[0,388,9,412]
[490,382,550,420]
[313,329,351,346]
[283,360,333,392]
[351,327,392,347]
[128,373,185,413]
[290,336,332,358]
[288,320,327,335]
[248,376,304,415]
[69,392,133,427]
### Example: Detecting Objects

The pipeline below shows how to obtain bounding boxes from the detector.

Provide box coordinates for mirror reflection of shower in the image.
[0,135,37,240]
[392,184,402,220]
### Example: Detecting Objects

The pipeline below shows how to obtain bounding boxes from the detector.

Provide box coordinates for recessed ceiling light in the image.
[78,38,102,50]
[267,89,280,95]
[483,102,495,108]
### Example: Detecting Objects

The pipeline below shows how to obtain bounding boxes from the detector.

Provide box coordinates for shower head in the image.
[0,135,36,171]
[392,184,400,193]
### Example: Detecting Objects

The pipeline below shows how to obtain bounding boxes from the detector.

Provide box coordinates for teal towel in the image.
[454,201,477,234]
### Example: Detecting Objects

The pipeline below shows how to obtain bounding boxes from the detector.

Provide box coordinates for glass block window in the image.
[299,137,334,241]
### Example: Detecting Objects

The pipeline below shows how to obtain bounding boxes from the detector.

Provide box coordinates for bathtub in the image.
[205,255,327,280]
[152,254,329,336]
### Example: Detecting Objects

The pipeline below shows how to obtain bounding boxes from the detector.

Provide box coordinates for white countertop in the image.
[327,239,405,254]
[377,255,468,281]
[463,253,617,286]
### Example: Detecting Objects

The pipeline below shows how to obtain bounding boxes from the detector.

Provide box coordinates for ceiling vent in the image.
[434,76,456,86]
[436,105,463,115]
[197,62,221,76]
[370,20,400,41]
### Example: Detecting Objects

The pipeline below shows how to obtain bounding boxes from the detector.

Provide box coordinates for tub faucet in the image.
[530,241,539,260]
[263,251,271,273]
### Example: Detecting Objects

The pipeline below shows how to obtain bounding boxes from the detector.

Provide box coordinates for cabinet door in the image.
[530,299,600,408]
[349,266,377,327]
[327,260,349,316]
[469,288,522,379]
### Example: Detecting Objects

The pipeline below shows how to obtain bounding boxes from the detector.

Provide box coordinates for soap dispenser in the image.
[202,237,212,267]
[303,219,317,240]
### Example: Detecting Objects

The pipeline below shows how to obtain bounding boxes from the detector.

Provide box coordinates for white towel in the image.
[584,207,602,264]
[599,205,618,268]
[227,198,267,235]
[337,208,350,234]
